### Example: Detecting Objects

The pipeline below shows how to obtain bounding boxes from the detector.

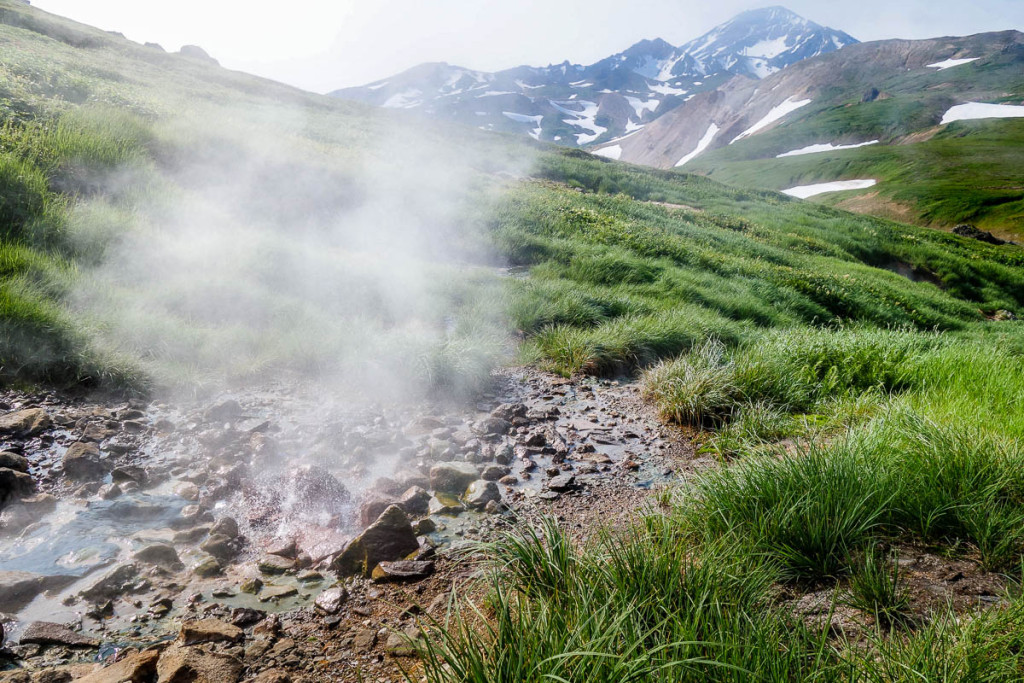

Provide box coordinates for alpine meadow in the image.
[0,1,1023,682]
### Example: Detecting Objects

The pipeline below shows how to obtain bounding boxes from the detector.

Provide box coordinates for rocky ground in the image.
[0,367,693,682]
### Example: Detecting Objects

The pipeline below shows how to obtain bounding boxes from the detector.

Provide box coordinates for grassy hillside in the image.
[682,41,1024,238]
[3,1,1024,678]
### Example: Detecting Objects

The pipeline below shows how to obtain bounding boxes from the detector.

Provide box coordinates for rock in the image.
[203,399,242,422]
[267,538,297,559]
[491,403,527,421]
[230,607,265,627]
[313,587,347,615]
[481,464,510,481]
[429,462,478,494]
[80,563,139,602]
[465,480,501,510]
[77,648,160,683]
[257,584,298,602]
[953,224,1007,245]
[97,483,122,500]
[62,442,108,481]
[397,486,431,516]
[498,475,518,485]
[0,451,29,472]
[412,518,436,535]
[385,625,424,656]
[239,577,263,594]
[180,618,244,645]
[0,408,50,437]
[371,560,435,583]
[258,555,295,575]
[547,474,576,491]
[472,417,511,437]
[359,495,393,527]
[20,621,99,648]
[193,556,222,578]
[200,534,241,562]
[110,465,148,485]
[252,670,291,683]
[0,571,75,613]
[0,467,35,504]
[174,482,200,501]
[133,543,183,570]
[330,505,419,577]
[210,516,239,538]
[156,642,243,682]
[428,494,464,516]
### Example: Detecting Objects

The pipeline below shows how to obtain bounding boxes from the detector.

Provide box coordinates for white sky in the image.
[29,0,1024,93]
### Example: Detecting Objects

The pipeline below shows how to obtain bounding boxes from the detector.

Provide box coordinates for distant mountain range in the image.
[330,6,857,147]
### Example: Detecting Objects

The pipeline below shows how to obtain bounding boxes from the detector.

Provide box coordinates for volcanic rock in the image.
[156,642,244,682]
[80,563,140,602]
[133,543,184,570]
[953,224,1007,245]
[180,618,244,645]
[290,465,350,510]
[0,408,51,437]
[481,464,510,481]
[0,467,35,504]
[472,417,511,437]
[0,451,29,472]
[465,480,501,510]
[20,621,99,648]
[313,587,348,615]
[77,648,160,683]
[359,495,394,527]
[62,442,108,481]
[429,462,478,494]
[370,560,435,583]
[397,485,431,516]
[330,505,418,576]
[547,474,577,491]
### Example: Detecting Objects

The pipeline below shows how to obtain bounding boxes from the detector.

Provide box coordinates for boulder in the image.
[0,408,51,437]
[20,621,99,648]
[133,543,183,571]
[547,474,576,491]
[290,465,350,510]
[465,480,501,510]
[63,442,108,481]
[77,648,160,683]
[313,587,348,615]
[180,618,244,645]
[210,516,239,538]
[371,560,435,583]
[257,555,295,575]
[202,399,242,422]
[397,486,431,516]
[200,534,241,563]
[481,464,510,481]
[953,224,1007,245]
[0,451,29,472]
[429,462,478,494]
[0,467,35,505]
[472,417,511,437]
[156,642,243,682]
[428,495,464,516]
[359,494,393,527]
[330,505,418,577]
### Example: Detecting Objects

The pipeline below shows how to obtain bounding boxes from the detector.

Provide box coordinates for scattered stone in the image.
[428,494,465,516]
[110,465,148,485]
[331,505,419,577]
[371,560,435,583]
[200,533,241,562]
[0,408,51,437]
[240,577,263,594]
[204,399,242,422]
[20,622,99,648]
[174,482,200,501]
[481,464,510,481]
[385,625,424,656]
[0,467,35,504]
[180,618,244,645]
[258,584,298,602]
[80,563,139,602]
[313,587,348,615]
[77,648,160,683]
[352,628,376,651]
[953,223,1007,245]
[359,495,393,527]
[290,465,350,510]
[193,556,222,578]
[258,555,295,575]
[412,518,436,535]
[210,516,239,538]
[297,569,322,582]
[472,417,511,437]
[465,480,501,510]
[429,462,478,494]
[62,442,107,482]
[97,483,122,500]
[230,607,266,627]
[547,474,576,491]
[267,538,298,559]
[133,543,183,570]
[397,486,431,516]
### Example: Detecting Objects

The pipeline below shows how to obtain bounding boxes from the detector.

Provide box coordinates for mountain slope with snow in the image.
[330,6,856,147]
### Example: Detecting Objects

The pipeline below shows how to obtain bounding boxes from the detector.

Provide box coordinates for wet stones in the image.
[80,563,141,602]
[0,467,35,505]
[289,465,350,510]
[203,399,243,423]
[465,480,501,511]
[133,543,184,571]
[481,464,510,481]
[429,462,478,494]
[77,649,160,683]
[0,408,51,437]
[371,560,435,583]
[193,556,223,578]
[156,642,244,682]
[313,587,348,615]
[359,495,393,527]
[428,494,464,516]
[62,442,107,482]
[20,622,99,648]
[0,571,75,613]
[0,451,29,472]
[331,505,418,577]
[180,618,244,645]
[397,486,430,516]
[258,555,295,575]
[547,474,577,492]
[472,417,511,437]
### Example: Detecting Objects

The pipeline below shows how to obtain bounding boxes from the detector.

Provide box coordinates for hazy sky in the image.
[30,0,1024,93]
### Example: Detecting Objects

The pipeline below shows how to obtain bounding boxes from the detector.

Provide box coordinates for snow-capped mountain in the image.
[330,6,857,147]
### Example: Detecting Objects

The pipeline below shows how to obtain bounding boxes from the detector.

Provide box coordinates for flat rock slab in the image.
[547,474,577,491]
[372,560,436,583]
[20,621,100,648]
[180,618,244,645]
[78,648,160,683]
[0,408,51,437]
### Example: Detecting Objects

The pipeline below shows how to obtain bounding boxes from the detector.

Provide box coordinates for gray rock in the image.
[133,543,183,570]
[472,417,511,437]
[290,465,350,510]
[0,451,29,473]
[20,621,99,648]
[0,408,51,437]
[0,571,75,613]
[0,467,35,505]
[80,563,140,602]
[203,399,242,422]
[465,480,501,510]
[371,560,435,583]
[397,486,431,516]
[330,505,418,577]
[210,516,239,539]
[359,494,394,527]
[62,442,108,481]
[547,474,576,491]
[313,587,348,615]
[428,495,465,516]
[429,462,478,494]
[481,464,510,481]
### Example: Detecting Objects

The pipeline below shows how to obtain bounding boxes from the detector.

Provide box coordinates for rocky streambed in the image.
[0,368,692,682]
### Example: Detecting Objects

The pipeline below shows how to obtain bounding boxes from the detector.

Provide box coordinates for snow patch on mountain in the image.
[941,102,1024,124]
[927,58,979,70]
[732,97,811,143]
[676,123,720,167]
[594,145,623,160]
[777,140,879,157]
[783,179,876,198]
